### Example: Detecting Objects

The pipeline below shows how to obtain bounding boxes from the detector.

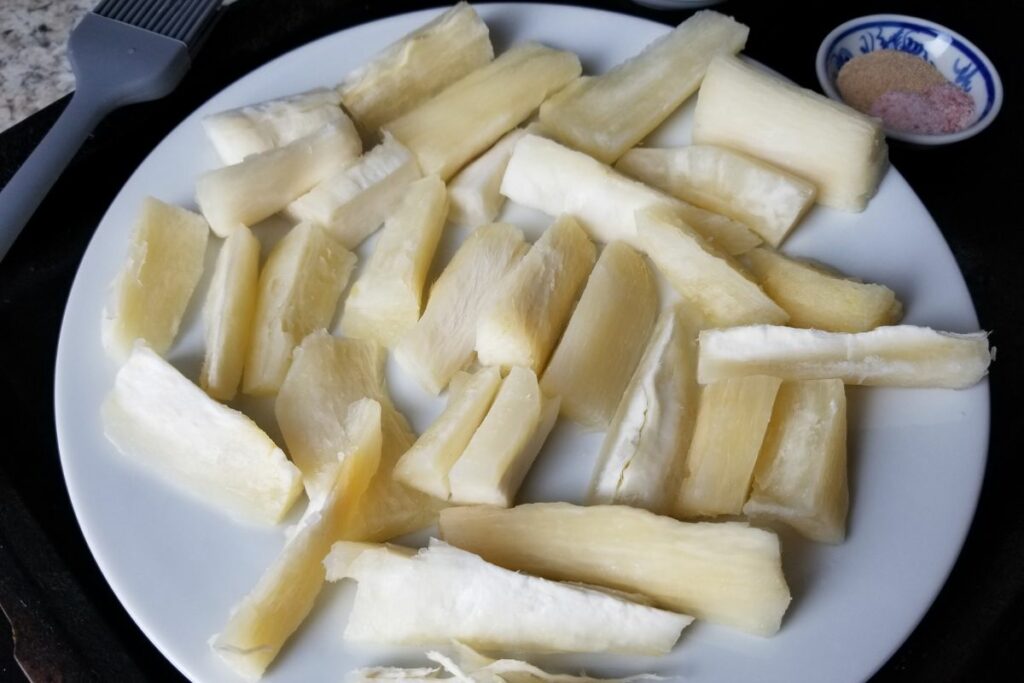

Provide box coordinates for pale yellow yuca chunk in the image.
[195,122,362,236]
[616,145,817,247]
[744,380,848,543]
[339,2,494,135]
[447,128,527,227]
[745,247,903,332]
[339,176,448,348]
[542,242,659,428]
[693,55,888,212]
[588,304,702,515]
[539,10,748,164]
[676,375,782,518]
[475,215,596,373]
[202,88,354,165]
[394,367,502,500]
[395,223,527,394]
[448,367,560,507]
[102,198,208,361]
[337,540,691,654]
[384,43,581,180]
[276,330,440,539]
[636,207,788,327]
[324,541,416,582]
[500,134,760,255]
[697,324,993,388]
[242,223,356,396]
[102,345,302,525]
[287,133,422,248]
[439,503,791,636]
[211,399,381,679]
[200,225,259,401]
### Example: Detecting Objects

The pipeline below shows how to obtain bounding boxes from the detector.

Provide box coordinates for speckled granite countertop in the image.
[0,0,92,133]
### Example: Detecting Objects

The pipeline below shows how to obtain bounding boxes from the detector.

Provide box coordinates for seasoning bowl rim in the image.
[815,13,1003,145]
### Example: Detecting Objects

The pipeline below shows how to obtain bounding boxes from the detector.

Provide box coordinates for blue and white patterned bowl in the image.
[816,14,1002,145]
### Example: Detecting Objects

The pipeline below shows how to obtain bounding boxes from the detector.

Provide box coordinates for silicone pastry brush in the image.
[0,0,223,261]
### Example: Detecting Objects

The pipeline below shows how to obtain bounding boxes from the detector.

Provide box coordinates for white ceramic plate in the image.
[54,4,989,682]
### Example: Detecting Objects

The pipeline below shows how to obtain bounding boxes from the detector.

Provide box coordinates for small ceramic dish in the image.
[816,14,1002,144]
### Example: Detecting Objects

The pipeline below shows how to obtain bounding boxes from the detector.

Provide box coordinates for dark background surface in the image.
[0,0,1020,681]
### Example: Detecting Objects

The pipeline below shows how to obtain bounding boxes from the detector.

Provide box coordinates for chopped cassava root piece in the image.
[275,330,439,539]
[589,305,701,514]
[693,55,887,212]
[447,128,526,227]
[636,207,788,327]
[102,345,302,525]
[200,225,260,401]
[339,175,448,347]
[501,134,760,255]
[539,10,748,164]
[394,367,502,500]
[102,197,209,361]
[211,399,382,680]
[744,379,849,543]
[395,223,527,394]
[616,145,817,247]
[287,133,422,248]
[439,503,791,636]
[333,540,691,654]
[384,43,581,180]
[242,222,356,396]
[541,241,659,428]
[339,2,494,135]
[697,325,993,388]
[202,88,354,165]
[475,215,596,373]
[448,367,560,507]
[675,375,782,518]
[745,247,903,332]
[196,121,362,236]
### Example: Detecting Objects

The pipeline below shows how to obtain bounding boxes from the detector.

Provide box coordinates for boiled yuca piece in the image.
[616,145,817,247]
[588,305,702,515]
[384,43,581,180]
[102,197,209,361]
[475,215,596,373]
[448,367,560,507]
[745,247,903,332]
[395,223,527,394]
[697,325,993,388]
[335,540,691,654]
[539,10,748,164]
[744,379,848,543]
[196,122,361,236]
[447,128,526,227]
[276,331,439,538]
[288,134,422,248]
[243,222,356,396]
[339,2,493,135]
[542,242,659,428]
[394,367,502,500]
[693,55,887,212]
[675,375,782,518]
[501,134,760,255]
[211,399,381,680]
[637,208,788,327]
[339,175,448,347]
[102,345,302,525]
[439,503,791,636]
[200,225,259,401]
[202,88,355,165]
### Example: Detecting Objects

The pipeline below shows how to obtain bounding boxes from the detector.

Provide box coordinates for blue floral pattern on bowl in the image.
[816,15,1002,143]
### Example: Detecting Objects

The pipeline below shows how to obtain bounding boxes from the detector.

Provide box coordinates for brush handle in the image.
[0,92,113,261]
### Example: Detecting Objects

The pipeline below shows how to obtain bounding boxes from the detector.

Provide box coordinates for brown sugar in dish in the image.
[836,50,947,112]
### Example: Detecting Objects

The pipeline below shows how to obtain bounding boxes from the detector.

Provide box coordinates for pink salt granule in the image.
[870,83,976,135]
